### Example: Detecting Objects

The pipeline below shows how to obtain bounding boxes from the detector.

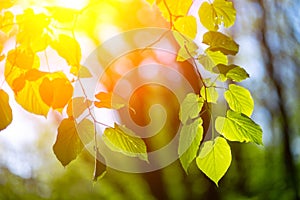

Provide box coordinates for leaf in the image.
[67,97,92,118]
[178,118,203,173]
[215,110,263,144]
[93,149,107,181]
[78,66,92,78]
[179,93,204,124]
[16,9,51,51]
[173,31,198,62]
[196,137,232,186]
[157,0,192,21]
[198,50,228,72]
[39,72,73,110]
[0,0,14,10]
[0,11,14,34]
[103,123,148,161]
[6,48,40,71]
[94,92,126,110]
[77,119,94,145]
[200,86,219,103]
[0,89,13,131]
[51,34,81,75]
[53,118,84,166]
[145,0,155,6]
[174,16,197,39]
[214,64,249,82]
[224,84,254,117]
[203,31,239,55]
[46,6,79,23]
[199,0,236,31]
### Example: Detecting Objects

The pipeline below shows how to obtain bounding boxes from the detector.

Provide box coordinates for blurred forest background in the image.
[0,0,299,199]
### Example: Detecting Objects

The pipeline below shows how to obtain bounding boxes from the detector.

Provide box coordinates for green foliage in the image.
[179,93,204,124]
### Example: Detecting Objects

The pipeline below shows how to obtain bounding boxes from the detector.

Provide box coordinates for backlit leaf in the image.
[77,119,94,145]
[93,148,107,181]
[51,34,81,75]
[199,0,236,31]
[173,31,198,62]
[179,93,204,124]
[0,0,15,10]
[215,110,263,144]
[178,118,203,173]
[198,50,228,72]
[225,84,254,117]
[200,86,219,103]
[78,65,92,78]
[0,11,14,34]
[203,31,239,55]
[214,64,249,82]
[174,16,197,39]
[53,118,84,166]
[94,92,126,110]
[46,6,78,23]
[103,123,148,161]
[67,97,92,118]
[196,137,231,186]
[0,89,12,131]
[157,0,192,22]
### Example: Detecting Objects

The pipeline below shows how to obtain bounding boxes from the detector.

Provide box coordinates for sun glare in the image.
[54,0,88,9]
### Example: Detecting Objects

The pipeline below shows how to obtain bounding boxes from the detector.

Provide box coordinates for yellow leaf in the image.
[51,34,82,75]
[0,11,14,34]
[46,6,79,23]
[157,0,192,22]
[174,16,197,39]
[0,0,15,11]
[0,89,12,131]
[199,0,236,31]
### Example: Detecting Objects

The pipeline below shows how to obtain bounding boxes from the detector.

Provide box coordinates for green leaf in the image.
[214,64,249,82]
[198,50,228,72]
[179,93,204,124]
[203,31,239,55]
[0,89,13,131]
[199,0,236,31]
[225,84,254,117]
[53,118,84,166]
[174,16,197,39]
[93,149,107,181]
[178,118,203,173]
[196,137,232,186]
[200,86,219,103]
[103,123,148,161]
[215,110,263,144]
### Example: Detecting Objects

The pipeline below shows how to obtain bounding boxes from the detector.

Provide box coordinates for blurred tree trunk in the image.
[258,1,299,199]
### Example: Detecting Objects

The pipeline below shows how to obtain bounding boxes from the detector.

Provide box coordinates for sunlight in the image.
[54,0,88,9]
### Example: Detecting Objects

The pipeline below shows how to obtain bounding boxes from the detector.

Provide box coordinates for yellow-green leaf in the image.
[178,118,203,173]
[53,118,84,166]
[179,93,204,124]
[174,16,197,39]
[203,31,239,55]
[103,123,148,161]
[201,86,219,103]
[0,89,12,131]
[198,50,228,72]
[199,0,236,31]
[157,0,192,22]
[196,137,232,186]
[173,31,198,62]
[225,84,254,117]
[78,65,92,78]
[215,110,263,144]
[214,64,249,82]
[77,119,94,145]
